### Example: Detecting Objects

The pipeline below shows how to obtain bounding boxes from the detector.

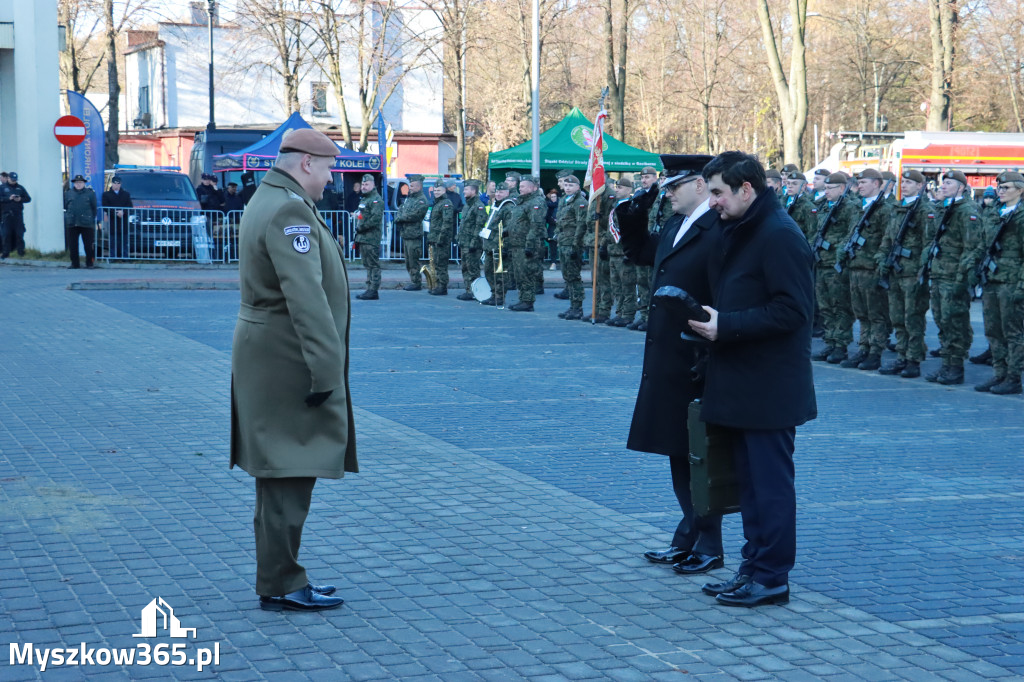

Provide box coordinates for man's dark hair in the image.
[702,151,767,195]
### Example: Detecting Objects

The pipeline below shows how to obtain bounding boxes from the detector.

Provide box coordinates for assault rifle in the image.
[878,195,923,290]
[811,181,852,263]
[973,202,1021,297]
[835,179,894,274]
[917,199,959,285]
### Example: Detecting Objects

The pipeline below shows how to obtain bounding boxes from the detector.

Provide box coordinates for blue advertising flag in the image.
[67,91,106,218]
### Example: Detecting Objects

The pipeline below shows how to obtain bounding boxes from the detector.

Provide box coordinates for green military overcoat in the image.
[230,167,358,478]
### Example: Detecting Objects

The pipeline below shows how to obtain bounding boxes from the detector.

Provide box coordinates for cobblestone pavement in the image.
[1,265,1022,681]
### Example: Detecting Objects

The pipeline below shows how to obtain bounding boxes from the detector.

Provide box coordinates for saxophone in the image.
[420,245,437,289]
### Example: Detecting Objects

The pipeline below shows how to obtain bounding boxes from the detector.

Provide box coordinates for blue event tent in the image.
[211,112,383,173]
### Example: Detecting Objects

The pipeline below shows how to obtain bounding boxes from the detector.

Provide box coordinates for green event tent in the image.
[487,107,662,189]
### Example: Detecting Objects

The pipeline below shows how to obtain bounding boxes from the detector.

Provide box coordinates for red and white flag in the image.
[584,108,607,211]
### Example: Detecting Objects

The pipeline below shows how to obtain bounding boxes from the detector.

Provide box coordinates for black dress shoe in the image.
[701,572,752,597]
[643,546,689,564]
[672,553,724,575]
[308,581,336,596]
[259,585,344,611]
[403,283,422,291]
[715,580,789,607]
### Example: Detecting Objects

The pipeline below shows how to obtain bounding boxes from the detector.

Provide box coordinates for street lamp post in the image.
[207,0,216,130]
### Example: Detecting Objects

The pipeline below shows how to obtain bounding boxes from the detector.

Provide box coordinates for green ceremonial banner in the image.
[487,107,662,188]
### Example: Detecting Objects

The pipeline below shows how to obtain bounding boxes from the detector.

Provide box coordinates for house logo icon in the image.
[133,597,197,639]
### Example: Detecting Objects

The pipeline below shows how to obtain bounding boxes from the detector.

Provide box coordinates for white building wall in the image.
[0,2,64,253]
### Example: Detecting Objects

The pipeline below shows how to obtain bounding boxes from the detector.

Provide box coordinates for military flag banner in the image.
[584,108,607,210]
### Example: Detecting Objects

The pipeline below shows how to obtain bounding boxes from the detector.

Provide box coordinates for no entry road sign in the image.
[54,115,87,147]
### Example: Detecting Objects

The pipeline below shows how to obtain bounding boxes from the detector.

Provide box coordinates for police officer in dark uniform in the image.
[101,175,133,258]
[196,173,224,212]
[1,172,32,258]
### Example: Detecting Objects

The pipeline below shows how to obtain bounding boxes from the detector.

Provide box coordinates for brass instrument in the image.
[420,244,437,289]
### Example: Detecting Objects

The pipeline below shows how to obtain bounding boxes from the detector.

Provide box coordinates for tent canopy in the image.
[487,107,662,183]
[212,112,382,173]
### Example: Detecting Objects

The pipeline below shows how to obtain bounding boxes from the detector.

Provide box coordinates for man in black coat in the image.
[689,151,817,608]
[101,175,133,258]
[619,154,727,576]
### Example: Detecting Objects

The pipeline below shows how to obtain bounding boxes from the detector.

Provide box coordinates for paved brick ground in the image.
[1,264,1022,681]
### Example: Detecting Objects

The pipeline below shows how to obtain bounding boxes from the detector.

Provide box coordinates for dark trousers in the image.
[2,214,25,256]
[66,225,95,268]
[732,428,796,588]
[669,453,723,556]
[254,477,316,596]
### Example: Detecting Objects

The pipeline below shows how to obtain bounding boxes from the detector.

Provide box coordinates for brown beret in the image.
[944,170,968,185]
[279,128,339,157]
[902,170,925,183]
[997,171,1024,184]
[361,173,375,183]
[826,172,849,185]
[881,170,897,181]
[562,174,580,185]
[616,177,633,189]
[857,168,883,181]
[765,169,782,179]
[641,166,658,175]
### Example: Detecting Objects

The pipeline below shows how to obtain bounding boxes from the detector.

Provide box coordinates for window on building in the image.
[312,83,328,116]
[139,85,150,114]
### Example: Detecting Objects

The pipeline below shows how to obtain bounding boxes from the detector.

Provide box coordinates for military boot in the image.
[974,374,1006,392]
[481,296,497,306]
[403,283,423,291]
[899,361,921,378]
[936,363,965,385]
[456,291,475,301]
[925,362,946,383]
[553,289,570,300]
[928,347,942,358]
[857,354,882,371]
[509,301,534,312]
[990,375,1023,395]
[839,350,866,368]
[811,346,834,362]
[535,285,545,295]
[355,290,379,300]
[969,347,993,365]
[826,347,848,364]
[557,308,570,319]
[878,357,907,375]
[635,321,648,331]
[563,308,584,321]
[428,286,447,296]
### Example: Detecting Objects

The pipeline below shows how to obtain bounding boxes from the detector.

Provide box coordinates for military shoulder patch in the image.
[284,225,311,235]
[292,235,311,253]
[969,215,978,221]
[927,214,935,218]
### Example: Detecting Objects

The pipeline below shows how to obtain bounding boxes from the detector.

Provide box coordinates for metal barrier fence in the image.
[98,208,465,264]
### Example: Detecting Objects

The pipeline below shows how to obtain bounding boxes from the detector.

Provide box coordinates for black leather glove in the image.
[622,255,631,265]
[599,245,609,261]
[501,230,509,239]
[305,390,333,408]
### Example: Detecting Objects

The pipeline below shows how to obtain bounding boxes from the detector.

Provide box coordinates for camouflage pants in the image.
[510,247,535,304]
[887,276,929,362]
[483,250,506,302]
[609,256,638,321]
[593,256,612,317]
[429,239,450,289]
[529,245,545,294]
[460,247,482,292]
[360,242,381,293]
[403,240,422,286]
[558,245,585,308]
[849,268,889,356]
[815,267,853,347]
[635,264,652,321]
[981,282,1024,376]
[929,278,973,364]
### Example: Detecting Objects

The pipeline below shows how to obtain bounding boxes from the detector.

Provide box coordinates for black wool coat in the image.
[620,204,723,457]
[700,190,817,430]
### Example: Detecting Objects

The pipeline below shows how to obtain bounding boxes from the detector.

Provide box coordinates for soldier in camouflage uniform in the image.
[811,172,858,364]
[607,177,638,327]
[784,172,818,242]
[584,180,616,323]
[629,166,660,332]
[555,173,589,319]
[395,174,429,290]
[426,179,455,295]
[920,170,980,385]
[480,182,516,306]
[838,168,896,371]
[353,173,384,300]
[456,180,487,301]
[967,171,1024,394]
[765,168,784,200]
[812,168,830,209]
[504,171,521,199]
[877,170,933,378]
[506,175,546,311]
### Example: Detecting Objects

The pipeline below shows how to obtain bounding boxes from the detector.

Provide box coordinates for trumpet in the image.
[420,245,437,290]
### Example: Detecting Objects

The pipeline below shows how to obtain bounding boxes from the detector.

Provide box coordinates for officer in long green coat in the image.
[966,171,1024,394]
[230,128,355,612]
[456,180,486,300]
[921,170,981,385]
[353,173,384,300]
[395,175,429,290]
[427,179,454,294]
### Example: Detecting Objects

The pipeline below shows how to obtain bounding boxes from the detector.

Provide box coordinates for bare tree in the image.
[304,0,356,146]
[59,0,105,94]
[926,0,957,130]
[756,0,808,165]
[604,0,637,140]
[104,0,120,164]
[243,0,307,114]
[425,0,473,173]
